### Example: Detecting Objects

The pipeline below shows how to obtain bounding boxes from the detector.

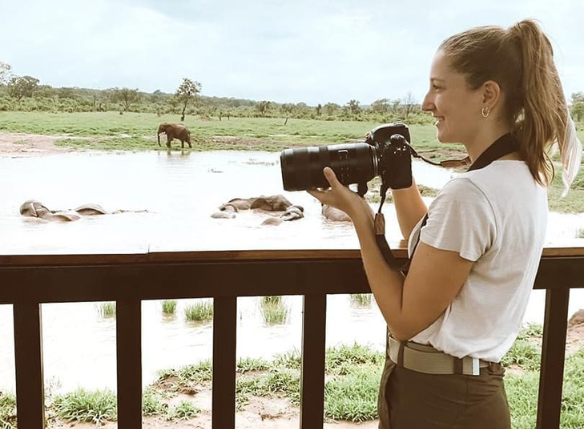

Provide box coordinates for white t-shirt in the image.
[407,160,548,362]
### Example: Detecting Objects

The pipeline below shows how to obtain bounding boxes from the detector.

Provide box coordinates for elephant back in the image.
[74,204,108,215]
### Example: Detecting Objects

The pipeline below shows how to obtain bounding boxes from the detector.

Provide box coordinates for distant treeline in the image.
[0,60,582,124]
[0,84,434,124]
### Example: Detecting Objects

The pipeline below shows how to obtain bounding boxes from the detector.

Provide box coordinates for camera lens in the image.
[280,143,378,191]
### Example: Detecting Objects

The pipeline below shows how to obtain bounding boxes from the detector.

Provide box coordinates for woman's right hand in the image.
[307,167,373,221]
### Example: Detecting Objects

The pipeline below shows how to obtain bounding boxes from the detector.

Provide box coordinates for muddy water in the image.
[0,150,582,394]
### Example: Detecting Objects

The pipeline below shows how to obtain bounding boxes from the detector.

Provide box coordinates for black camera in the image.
[280,122,414,197]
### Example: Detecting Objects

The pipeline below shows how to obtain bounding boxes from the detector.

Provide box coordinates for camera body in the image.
[280,122,413,196]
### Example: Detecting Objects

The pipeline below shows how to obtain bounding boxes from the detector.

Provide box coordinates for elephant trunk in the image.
[157,132,161,147]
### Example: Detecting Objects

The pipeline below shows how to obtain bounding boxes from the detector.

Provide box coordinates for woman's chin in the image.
[436,130,453,144]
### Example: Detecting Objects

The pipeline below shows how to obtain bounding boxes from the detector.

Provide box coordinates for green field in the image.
[1,111,583,213]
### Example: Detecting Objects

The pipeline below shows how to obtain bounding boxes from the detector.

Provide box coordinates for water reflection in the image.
[0,150,582,394]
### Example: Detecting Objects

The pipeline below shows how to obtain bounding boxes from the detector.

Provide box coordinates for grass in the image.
[161,300,177,316]
[506,349,584,429]
[142,388,168,417]
[350,294,372,306]
[2,328,581,427]
[52,388,117,425]
[259,296,290,324]
[96,302,116,318]
[0,111,468,155]
[0,392,16,429]
[184,300,214,322]
[167,401,201,420]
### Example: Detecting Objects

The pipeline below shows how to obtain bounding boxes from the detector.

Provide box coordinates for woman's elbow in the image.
[388,326,417,342]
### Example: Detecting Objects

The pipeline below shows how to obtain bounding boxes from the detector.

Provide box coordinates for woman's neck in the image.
[465,123,513,163]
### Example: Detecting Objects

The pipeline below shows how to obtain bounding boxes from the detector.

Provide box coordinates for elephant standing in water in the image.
[157,123,192,148]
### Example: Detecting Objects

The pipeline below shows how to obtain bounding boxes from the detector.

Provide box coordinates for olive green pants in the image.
[377,355,511,429]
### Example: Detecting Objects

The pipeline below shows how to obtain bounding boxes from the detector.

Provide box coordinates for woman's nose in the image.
[421,93,434,112]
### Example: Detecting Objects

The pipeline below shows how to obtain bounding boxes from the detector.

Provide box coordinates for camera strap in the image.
[374,132,520,271]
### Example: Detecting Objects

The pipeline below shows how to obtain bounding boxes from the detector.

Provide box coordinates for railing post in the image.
[116,299,143,428]
[212,297,237,429]
[13,301,45,429]
[300,294,327,429]
[536,288,570,429]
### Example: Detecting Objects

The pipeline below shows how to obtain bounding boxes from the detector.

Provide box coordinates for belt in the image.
[388,336,490,376]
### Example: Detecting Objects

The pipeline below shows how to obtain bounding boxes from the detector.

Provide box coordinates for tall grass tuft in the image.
[53,388,117,424]
[260,296,289,324]
[0,392,17,429]
[142,388,168,417]
[97,302,116,318]
[184,300,214,322]
[168,400,200,420]
[350,293,372,306]
[161,300,177,316]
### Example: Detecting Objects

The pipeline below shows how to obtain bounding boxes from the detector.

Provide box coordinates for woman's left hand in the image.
[307,167,372,220]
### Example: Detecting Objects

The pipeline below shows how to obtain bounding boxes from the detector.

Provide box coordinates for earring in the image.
[481,106,490,118]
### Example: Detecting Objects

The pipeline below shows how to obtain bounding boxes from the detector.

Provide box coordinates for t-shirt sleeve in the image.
[420,178,496,262]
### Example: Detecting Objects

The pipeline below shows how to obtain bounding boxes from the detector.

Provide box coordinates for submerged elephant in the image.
[219,195,293,212]
[20,200,147,222]
[157,123,192,148]
[212,195,304,225]
[321,204,352,222]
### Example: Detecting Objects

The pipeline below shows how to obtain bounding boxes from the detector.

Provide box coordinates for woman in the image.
[309,19,581,429]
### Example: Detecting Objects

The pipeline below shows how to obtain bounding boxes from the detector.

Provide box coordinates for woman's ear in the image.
[482,80,502,109]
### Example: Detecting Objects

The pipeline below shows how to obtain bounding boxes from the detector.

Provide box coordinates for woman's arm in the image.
[351,209,472,340]
[391,180,428,241]
[309,167,472,340]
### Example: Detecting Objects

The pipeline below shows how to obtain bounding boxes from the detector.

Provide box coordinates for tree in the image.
[175,78,202,121]
[7,75,40,101]
[572,92,584,104]
[150,89,165,104]
[323,102,340,116]
[57,87,78,100]
[110,87,141,111]
[401,91,417,120]
[572,102,584,122]
[370,98,390,115]
[345,99,361,115]
[0,61,12,85]
[315,103,322,116]
[255,101,271,117]
[280,103,294,116]
[35,85,56,99]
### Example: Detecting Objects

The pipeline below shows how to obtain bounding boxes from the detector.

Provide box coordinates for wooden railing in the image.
[0,242,583,429]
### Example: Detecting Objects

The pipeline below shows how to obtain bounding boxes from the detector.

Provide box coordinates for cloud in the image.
[0,0,582,105]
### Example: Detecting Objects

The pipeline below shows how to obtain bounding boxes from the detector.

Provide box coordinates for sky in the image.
[0,0,582,106]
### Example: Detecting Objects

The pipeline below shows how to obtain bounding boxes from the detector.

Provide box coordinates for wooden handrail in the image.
[0,241,583,429]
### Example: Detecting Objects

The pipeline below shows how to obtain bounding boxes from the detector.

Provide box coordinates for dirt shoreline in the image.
[0,132,74,156]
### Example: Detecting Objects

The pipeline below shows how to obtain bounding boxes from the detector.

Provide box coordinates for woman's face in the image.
[422,50,484,145]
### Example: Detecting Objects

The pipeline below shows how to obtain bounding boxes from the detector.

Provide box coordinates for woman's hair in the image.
[439,19,570,186]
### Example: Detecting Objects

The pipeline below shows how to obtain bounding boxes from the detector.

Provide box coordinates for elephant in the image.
[157,123,192,148]
[20,200,80,222]
[20,200,147,222]
[321,204,352,222]
[212,195,304,225]
[218,195,293,212]
[210,204,238,219]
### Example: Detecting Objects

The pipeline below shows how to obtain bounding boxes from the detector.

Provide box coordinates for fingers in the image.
[307,189,324,201]
[322,167,340,188]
